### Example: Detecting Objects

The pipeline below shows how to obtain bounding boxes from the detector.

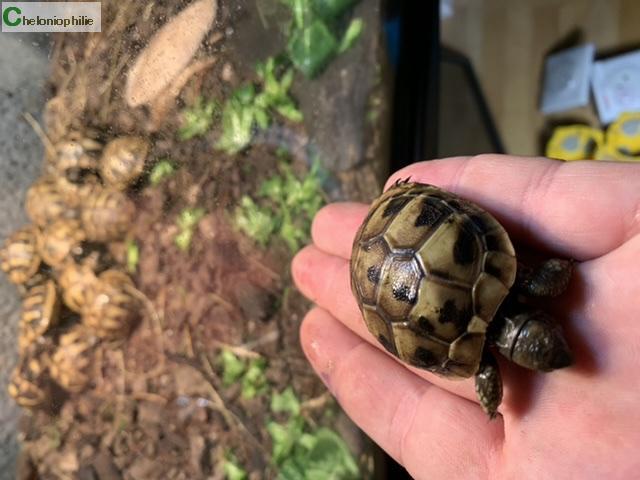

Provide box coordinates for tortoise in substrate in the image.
[350,180,573,417]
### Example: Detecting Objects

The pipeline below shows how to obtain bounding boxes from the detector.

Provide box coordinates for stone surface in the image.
[0,33,50,478]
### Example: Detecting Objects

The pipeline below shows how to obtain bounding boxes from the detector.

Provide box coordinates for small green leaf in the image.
[219,349,246,386]
[149,159,176,186]
[287,19,338,78]
[223,454,248,480]
[337,18,363,54]
[271,387,301,416]
[267,415,305,464]
[175,208,205,251]
[174,230,193,252]
[311,0,358,19]
[179,97,218,140]
[234,196,277,246]
[241,358,267,399]
[126,240,139,274]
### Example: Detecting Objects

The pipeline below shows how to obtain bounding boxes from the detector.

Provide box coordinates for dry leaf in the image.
[125,0,217,107]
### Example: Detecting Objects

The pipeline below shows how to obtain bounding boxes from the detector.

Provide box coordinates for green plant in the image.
[217,59,302,154]
[223,453,248,480]
[179,97,218,140]
[126,240,139,274]
[235,159,325,252]
[267,388,359,480]
[282,0,363,78]
[219,349,268,399]
[175,207,206,251]
[149,159,176,185]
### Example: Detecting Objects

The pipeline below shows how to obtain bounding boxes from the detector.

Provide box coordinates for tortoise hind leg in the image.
[516,258,573,297]
[475,350,503,419]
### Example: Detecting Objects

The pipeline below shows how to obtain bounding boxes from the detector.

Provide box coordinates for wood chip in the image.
[125,0,217,107]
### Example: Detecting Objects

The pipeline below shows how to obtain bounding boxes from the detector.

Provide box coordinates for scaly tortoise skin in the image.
[81,187,135,242]
[82,269,138,340]
[350,180,573,417]
[0,226,42,285]
[19,280,61,351]
[100,136,149,190]
[50,325,99,393]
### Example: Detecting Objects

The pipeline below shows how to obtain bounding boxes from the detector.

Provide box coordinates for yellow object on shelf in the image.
[603,112,640,161]
[545,125,603,161]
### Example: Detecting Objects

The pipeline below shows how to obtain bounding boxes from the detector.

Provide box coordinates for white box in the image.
[592,50,640,124]
[540,44,595,115]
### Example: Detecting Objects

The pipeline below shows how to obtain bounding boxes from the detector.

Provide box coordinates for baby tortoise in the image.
[50,326,99,393]
[26,176,75,227]
[8,342,52,409]
[100,136,149,190]
[81,187,135,242]
[0,226,41,285]
[52,136,101,173]
[82,269,138,340]
[19,280,61,351]
[58,260,99,314]
[57,170,101,208]
[36,218,86,268]
[350,180,573,417]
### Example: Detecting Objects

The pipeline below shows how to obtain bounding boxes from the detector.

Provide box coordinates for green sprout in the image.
[223,453,248,480]
[179,97,218,141]
[235,159,325,252]
[217,59,302,154]
[175,207,205,251]
[220,349,246,385]
[267,388,359,479]
[282,0,363,78]
[241,358,268,399]
[337,18,363,53]
[149,159,176,186]
[218,349,268,400]
[126,240,139,274]
[234,196,277,247]
[256,57,303,123]
[216,85,258,154]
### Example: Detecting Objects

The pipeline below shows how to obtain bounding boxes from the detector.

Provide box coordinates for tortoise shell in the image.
[8,342,52,408]
[58,260,99,313]
[0,226,42,285]
[19,280,61,350]
[25,176,74,227]
[53,138,101,173]
[81,187,135,242]
[82,269,138,340]
[56,170,101,207]
[50,326,99,393]
[100,136,149,190]
[37,218,86,268]
[350,181,517,378]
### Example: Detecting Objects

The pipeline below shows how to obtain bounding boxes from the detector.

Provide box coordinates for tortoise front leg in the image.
[475,350,503,419]
[516,258,573,297]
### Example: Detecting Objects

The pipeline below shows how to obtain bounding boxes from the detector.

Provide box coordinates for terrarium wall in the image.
[0,0,392,479]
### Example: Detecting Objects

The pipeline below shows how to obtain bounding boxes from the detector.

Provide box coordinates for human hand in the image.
[292,155,640,479]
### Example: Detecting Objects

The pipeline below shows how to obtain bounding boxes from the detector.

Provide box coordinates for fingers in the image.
[291,244,477,402]
[385,155,640,260]
[300,307,504,479]
[311,202,369,259]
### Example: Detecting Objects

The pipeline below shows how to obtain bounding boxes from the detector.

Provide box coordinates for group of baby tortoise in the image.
[1,133,149,409]
[350,180,574,418]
